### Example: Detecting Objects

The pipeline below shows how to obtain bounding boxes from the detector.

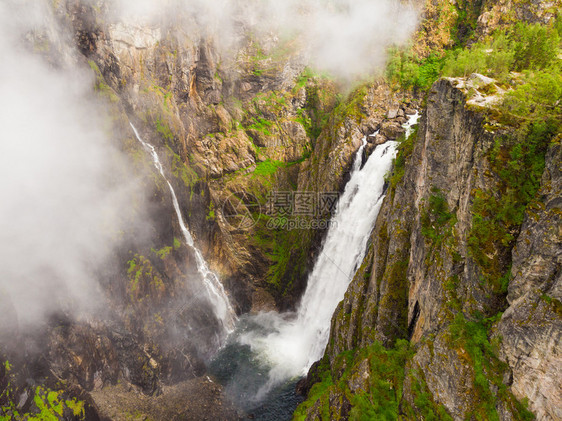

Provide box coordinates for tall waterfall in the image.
[130,123,237,334]
[236,138,399,398]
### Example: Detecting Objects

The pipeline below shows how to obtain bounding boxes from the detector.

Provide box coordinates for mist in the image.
[110,0,419,81]
[0,0,419,331]
[0,1,140,330]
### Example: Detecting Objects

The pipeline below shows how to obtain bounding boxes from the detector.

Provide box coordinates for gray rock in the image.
[380,121,406,139]
[387,108,399,119]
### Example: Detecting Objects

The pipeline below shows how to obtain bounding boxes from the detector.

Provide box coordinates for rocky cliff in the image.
[1,0,560,420]
[297,75,561,420]
[0,1,416,419]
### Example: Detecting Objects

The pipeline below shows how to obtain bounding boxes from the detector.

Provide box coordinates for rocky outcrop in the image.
[476,0,562,37]
[299,75,561,419]
[495,143,562,420]
[2,1,418,418]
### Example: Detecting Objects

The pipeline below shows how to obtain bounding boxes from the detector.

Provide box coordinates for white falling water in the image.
[238,138,399,398]
[129,123,237,333]
[404,111,420,137]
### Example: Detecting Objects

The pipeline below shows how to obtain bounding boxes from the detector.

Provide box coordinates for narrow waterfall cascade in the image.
[129,123,237,335]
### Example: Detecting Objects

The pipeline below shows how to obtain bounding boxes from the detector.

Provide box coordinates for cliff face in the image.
[2,0,560,420]
[299,76,561,419]
[1,1,415,418]
[61,1,420,312]
[496,142,562,420]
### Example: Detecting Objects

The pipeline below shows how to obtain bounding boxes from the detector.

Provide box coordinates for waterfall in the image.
[235,138,399,399]
[404,111,420,137]
[129,123,237,334]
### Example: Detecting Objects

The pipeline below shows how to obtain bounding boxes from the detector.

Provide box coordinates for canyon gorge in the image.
[0,0,560,420]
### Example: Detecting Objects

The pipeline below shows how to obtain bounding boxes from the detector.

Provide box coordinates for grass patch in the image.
[388,125,418,196]
[294,340,413,420]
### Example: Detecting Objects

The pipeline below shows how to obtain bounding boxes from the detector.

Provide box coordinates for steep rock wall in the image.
[300,77,561,420]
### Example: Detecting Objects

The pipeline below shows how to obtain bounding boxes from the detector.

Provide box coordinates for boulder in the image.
[380,121,405,140]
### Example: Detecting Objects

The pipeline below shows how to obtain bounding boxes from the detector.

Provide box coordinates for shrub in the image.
[511,22,560,71]
[386,49,444,90]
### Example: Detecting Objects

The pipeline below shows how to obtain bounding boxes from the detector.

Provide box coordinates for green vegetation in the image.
[501,70,562,119]
[442,22,560,81]
[250,46,269,76]
[450,0,483,45]
[126,254,164,301]
[156,117,174,142]
[88,60,119,102]
[468,120,558,293]
[207,201,216,221]
[250,217,311,297]
[401,365,453,421]
[246,116,274,136]
[294,340,413,420]
[31,387,85,420]
[300,77,336,141]
[386,21,561,92]
[386,50,445,91]
[447,313,534,421]
[253,159,286,177]
[421,188,457,248]
[151,245,173,259]
[1,361,85,420]
[331,85,369,126]
[388,126,418,196]
[166,145,199,192]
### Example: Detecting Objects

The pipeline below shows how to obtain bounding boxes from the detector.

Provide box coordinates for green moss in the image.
[126,254,164,301]
[468,120,557,293]
[2,384,85,420]
[156,117,174,142]
[246,116,273,136]
[253,159,285,177]
[165,145,199,191]
[88,60,119,103]
[389,126,418,197]
[151,246,173,259]
[421,187,457,249]
[261,227,311,296]
[331,85,369,126]
[294,340,413,420]
[207,201,216,221]
[447,313,534,421]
